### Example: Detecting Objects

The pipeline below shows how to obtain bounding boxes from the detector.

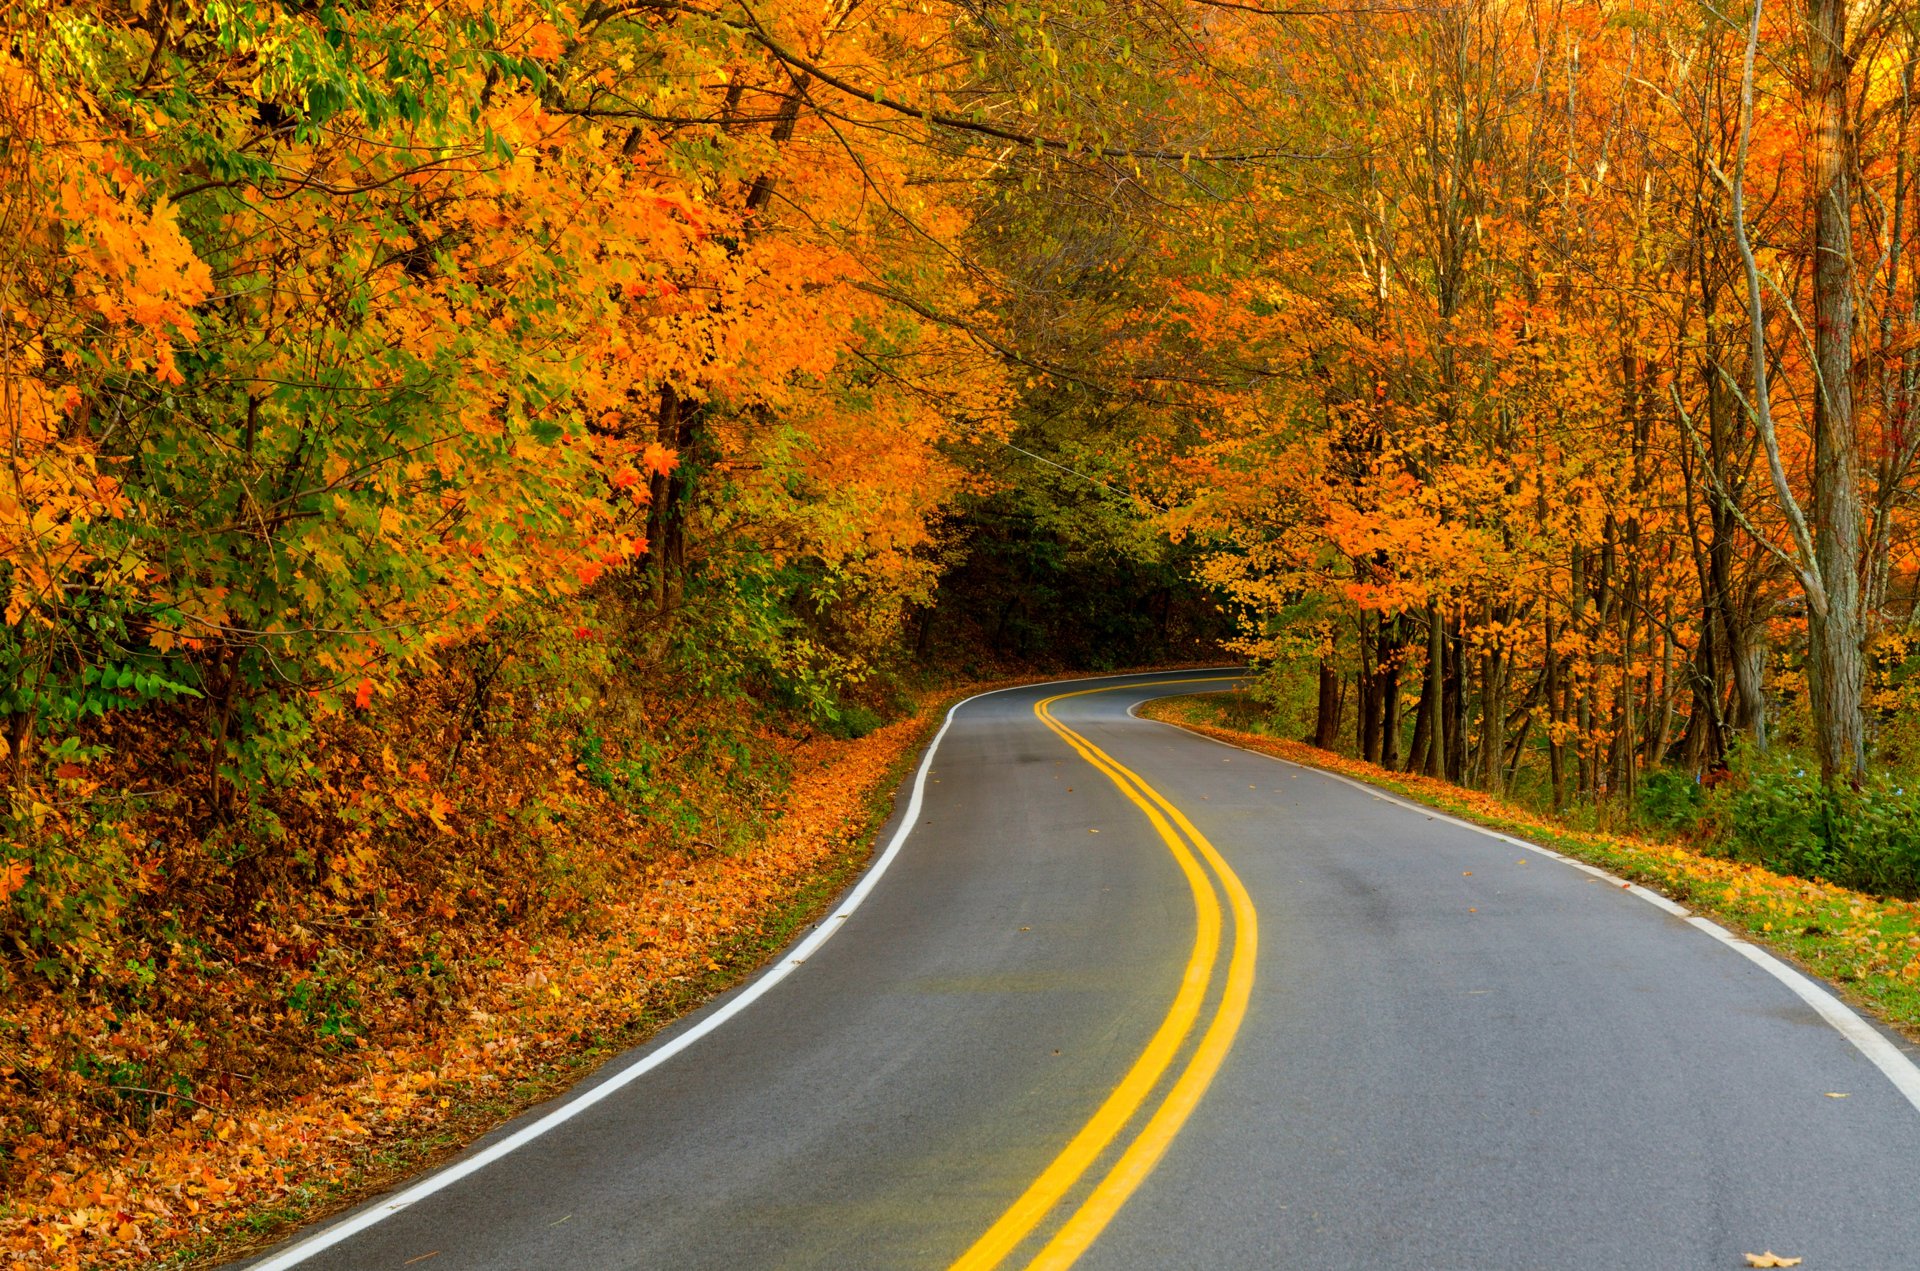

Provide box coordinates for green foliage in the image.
[1243,657,1320,741]
[1635,768,1704,833]
[1708,760,1920,898]
[927,480,1227,670]
[0,603,201,773]
[283,958,364,1044]
[822,702,884,741]
[1,806,141,977]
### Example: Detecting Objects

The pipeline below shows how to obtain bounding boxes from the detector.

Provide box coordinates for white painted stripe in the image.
[1685,916,1920,1112]
[1139,712,1920,1116]
[249,668,1227,1269]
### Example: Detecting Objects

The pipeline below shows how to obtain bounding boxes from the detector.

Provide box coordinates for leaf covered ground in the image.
[1140,693,1920,1043]
[0,683,966,1271]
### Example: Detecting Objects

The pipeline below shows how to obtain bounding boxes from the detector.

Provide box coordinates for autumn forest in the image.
[7,0,1920,1262]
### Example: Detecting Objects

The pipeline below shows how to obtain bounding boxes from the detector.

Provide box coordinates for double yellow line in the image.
[950,678,1259,1271]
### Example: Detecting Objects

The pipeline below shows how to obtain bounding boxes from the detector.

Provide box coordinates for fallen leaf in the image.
[1745,1253,1802,1268]
[1824,1092,1849,1098]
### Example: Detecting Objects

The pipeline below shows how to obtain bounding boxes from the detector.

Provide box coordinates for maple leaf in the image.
[641,443,678,477]
[524,22,564,60]
[1744,1254,1802,1268]
[0,859,30,902]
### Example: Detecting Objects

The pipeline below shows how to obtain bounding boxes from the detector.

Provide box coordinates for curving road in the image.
[240,670,1920,1270]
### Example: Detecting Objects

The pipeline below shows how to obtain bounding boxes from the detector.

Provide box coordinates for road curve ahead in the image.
[241,671,1920,1271]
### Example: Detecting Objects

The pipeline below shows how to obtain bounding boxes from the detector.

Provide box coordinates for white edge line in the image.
[246,667,1231,1269]
[1133,705,1920,1117]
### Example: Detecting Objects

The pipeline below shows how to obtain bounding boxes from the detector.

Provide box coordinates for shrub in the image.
[1711,760,1920,898]
[1636,767,1704,832]
[823,703,883,741]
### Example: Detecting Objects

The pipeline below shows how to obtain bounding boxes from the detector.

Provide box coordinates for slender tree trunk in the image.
[648,384,680,613]
[1704,359,1742,761]
[1571,546,1594,799]
[1314,657,1344,750]
[1444,609,1467,785]
[1359,615,1384,763]
[1651,600,1680,761]
[1407,690,1432,776]
[1734,619,1770,752]
[1546,612,1566,810]
[1616,592,1639,805]
[1422,600,1446,778]
[1479,605,1508,794]
[662,397,695,608]
[1380,615,1404,770]
[1504,711,1533,792]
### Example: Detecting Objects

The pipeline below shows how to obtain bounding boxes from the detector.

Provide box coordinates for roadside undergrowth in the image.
[1140,692,1920,1043]
[1,663,981,1271]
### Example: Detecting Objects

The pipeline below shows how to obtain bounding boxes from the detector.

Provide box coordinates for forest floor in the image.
[1140,692,1920,1046]
[1,679,1002,1271]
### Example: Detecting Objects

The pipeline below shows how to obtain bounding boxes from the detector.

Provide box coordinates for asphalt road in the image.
[241,670,1920,1270]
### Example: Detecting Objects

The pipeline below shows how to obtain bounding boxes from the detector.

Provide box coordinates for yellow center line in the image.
[948,676,1254,1271]
[1025,720,1260,1269]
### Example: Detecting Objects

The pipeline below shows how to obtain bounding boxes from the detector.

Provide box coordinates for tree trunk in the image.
[1806,0,1867,785]
[1358,615,1383,763]
[1615,595,1639,805]
[1314,657,1344,750]
[1380,615,1404,770]
[1422,600,1446,778]
[1570,544,1593,799]
[1478,609,1508,794]
[1733,619,1770,752]
[648,385,681,612]
[1546,613,1566,810]
[1443,609,1467,785]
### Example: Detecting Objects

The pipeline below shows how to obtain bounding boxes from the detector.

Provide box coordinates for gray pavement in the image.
[239,671,1920,1270]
